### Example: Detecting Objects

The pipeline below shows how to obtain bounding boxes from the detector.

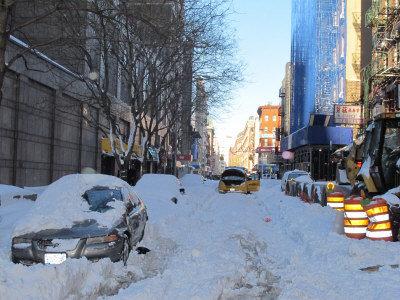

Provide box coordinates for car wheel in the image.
[122,236,130,266]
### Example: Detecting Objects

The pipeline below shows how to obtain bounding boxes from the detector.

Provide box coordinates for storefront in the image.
[280,125,353,180]
[100,137,143,185]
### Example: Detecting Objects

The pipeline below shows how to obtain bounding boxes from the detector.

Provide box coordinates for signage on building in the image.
[177,154,193,162]
[256,147,274,153]
[334,105,363,125]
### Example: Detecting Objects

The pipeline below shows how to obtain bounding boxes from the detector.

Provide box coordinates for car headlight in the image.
[86,234,119,244]
[12,237,32,249]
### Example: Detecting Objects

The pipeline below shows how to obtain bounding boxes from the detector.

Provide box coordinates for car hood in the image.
[14,219,120,240]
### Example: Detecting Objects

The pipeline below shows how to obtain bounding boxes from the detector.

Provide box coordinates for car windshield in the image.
[83,187,123,212]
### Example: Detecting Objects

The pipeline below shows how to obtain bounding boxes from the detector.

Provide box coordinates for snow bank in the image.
[295,175,313,183]
[378,187,400,205]
[337,168,350,184]
[13,174,131,236]
[3,177,400,299]
[0,184,38,207]
[135,174,181,202]
[180,174,204,187]
[134,174,183,221]
[0,184,26,195]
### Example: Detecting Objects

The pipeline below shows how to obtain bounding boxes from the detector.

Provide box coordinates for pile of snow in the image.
[378,187,400,206]
[23,185,48,195]
[337,168,350,184]
[135,174,181,202]
[13,174,130,236]
[0,184,26,195]
[180,174,204,187]
[294,174,313,190]
[3,178,400,299]
[0,184,38,207]
[134,174,183,221]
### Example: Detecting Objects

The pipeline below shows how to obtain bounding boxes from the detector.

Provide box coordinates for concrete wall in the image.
[0,71,100,186]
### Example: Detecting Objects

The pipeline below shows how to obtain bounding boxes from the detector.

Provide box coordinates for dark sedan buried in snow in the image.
[11,174,147,266]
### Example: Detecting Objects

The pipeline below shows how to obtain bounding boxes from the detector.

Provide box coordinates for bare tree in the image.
[0,0,80,105]
[47,0,242,179]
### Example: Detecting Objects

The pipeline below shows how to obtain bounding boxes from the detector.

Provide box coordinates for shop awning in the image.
[101,138,143,157]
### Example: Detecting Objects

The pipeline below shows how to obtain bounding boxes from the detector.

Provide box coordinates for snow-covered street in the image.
[1,177,400,299]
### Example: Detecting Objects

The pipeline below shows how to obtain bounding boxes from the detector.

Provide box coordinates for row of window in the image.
[264,115,277,122]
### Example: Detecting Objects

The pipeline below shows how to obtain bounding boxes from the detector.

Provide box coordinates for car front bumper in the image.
[11,237,125,265]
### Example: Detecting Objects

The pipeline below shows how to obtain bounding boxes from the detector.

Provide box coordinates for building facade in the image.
[229,116,257,170]
[0,0,193,186]
[192,79,209,173]
[279,63,292,138]
[256,105,281,164]
[363,0,399,121]
[282,0,354,180]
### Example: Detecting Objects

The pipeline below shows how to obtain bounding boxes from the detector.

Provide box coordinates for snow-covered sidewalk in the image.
[1,178,400,299]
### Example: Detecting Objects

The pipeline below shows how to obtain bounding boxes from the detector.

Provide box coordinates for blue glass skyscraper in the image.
[290,0,345,133]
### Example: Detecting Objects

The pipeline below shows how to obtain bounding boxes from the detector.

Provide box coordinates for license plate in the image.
[44,253,67,264]
[230,188,235,191]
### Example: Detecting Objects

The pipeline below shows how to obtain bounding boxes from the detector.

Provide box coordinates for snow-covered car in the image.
[281,170,309,191]
[0,184,38,207]
[11,174,147,265]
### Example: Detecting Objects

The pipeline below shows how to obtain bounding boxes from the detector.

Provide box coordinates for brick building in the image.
[256,105,281,164]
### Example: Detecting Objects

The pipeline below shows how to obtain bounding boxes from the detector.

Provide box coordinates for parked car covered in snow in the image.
[11,174,147,265]
[281,170,310,192]
[218,167,260,194]
[0,184,40,207]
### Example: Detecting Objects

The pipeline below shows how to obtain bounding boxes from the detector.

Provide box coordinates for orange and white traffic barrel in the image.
[327,192,344,211]
[364,198,393,241]
[343,196,368,239]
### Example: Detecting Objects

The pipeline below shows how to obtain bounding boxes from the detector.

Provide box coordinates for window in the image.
[83,187,123,212]
[272,116,277,122]
[264,115,269,121]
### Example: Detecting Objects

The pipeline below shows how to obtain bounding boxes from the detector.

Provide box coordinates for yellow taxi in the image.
[218,168,260,194]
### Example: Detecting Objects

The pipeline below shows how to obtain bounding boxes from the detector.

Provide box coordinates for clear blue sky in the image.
[215,0,292,157]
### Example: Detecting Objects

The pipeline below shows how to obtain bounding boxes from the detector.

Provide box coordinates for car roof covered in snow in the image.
[13,174,132,236]
[0,184,26,196]
[284,169,308,175]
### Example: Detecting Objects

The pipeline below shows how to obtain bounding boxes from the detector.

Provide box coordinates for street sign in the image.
[334,105,362,125]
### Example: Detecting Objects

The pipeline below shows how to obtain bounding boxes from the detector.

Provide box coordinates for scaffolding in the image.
[290,0,342,133]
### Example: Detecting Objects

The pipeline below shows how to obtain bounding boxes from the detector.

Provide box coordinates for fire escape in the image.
[363,0,400,120]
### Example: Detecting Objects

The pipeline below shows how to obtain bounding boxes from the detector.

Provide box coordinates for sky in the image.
[214,0,292,159]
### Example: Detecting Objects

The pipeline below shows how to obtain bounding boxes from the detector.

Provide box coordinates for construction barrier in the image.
[343,196,368,239]
[364,198,393,242]
[327,192,344,211]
